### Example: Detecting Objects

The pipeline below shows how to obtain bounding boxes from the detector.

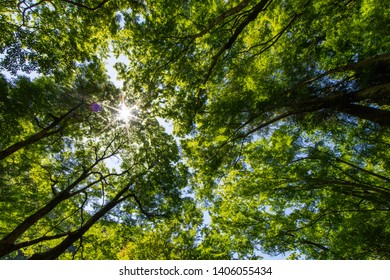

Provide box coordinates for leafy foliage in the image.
[1,0,389,259]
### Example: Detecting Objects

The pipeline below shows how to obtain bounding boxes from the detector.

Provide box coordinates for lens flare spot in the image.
[118,103,131,121]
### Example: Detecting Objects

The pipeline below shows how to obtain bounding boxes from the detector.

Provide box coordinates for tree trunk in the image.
[28,186,132,260]
[338,104,390,127]
[0,103,81,160]
[293,83,390,127]
[0,191,72,257]
[0,168,92,257]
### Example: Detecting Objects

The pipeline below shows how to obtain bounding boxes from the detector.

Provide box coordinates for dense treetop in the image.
[1,0,389,259]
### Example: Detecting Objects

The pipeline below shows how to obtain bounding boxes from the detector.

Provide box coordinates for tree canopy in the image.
[1,0,389,260]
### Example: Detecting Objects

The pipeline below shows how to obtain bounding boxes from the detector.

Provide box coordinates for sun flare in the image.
[91,101,140,133]
[118,103,131,121]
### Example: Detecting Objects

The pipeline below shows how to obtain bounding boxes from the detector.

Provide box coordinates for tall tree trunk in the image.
[293,83,390,127]
[337,104,390,127]
[0,168,92,257]
[28,185,132,260]
[0,103,82,160]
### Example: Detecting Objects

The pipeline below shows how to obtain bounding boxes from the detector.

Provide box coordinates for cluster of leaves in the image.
[1,0,389,259]
[113,0,389,259]
[0,63,191,259]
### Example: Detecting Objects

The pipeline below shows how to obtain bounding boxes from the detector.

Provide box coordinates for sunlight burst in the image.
[90,100,140,136]
[118,103,132,121]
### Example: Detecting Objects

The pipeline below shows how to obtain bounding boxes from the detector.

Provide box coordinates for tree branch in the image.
[332,155,390,183]
[286,53,390,95]
[0,102,82,160]
[187,0,253,40]
[28,182,133,259]
[204,0,272,83]
[26,163,160,259]
[0,139,121,256]
[10,231,73,252]
[244,13,301,58]
[60,0,110,11]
